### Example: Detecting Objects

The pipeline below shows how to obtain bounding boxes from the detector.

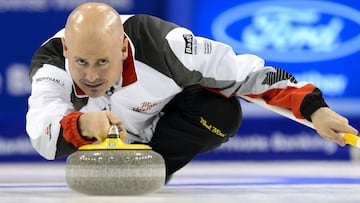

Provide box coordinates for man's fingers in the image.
[104,111,123,125]
[327,131,345,146]
[332,119,358,135]
[329,122,358,146]
[119,127,127,140]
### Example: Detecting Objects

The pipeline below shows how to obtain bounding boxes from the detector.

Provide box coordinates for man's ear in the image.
[121,37,129,60]
[61,38,68,58]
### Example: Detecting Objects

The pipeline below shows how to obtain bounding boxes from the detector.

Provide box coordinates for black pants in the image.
[148,85,242,180]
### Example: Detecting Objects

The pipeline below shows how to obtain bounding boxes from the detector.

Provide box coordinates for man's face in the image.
[62,34,128,98]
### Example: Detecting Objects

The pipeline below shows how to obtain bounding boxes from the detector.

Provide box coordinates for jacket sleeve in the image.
[26,38,95,160]
[172,30,329,120]
[123,15,327,120]
[26,63,75,160]
[166,28,328,120]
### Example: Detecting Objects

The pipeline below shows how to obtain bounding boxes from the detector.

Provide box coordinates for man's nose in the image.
[85,67,99,82]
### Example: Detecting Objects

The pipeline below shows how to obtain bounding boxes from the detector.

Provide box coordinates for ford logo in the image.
[211,1,360,62]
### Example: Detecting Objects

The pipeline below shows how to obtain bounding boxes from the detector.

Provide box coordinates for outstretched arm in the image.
[240,95,359,146]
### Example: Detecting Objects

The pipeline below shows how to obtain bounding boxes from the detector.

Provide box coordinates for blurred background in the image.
[0,0,359,162]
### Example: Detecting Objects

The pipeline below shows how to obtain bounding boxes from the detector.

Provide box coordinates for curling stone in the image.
[65,125,166,195]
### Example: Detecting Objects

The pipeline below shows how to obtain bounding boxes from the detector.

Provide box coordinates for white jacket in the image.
[26,14,326,160]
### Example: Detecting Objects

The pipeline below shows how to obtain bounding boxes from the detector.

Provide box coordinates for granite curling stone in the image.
[65,125,166,196]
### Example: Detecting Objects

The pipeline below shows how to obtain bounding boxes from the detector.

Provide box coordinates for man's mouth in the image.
[84,82,103,88]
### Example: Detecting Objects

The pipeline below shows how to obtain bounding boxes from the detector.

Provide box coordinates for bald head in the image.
[62,2,129,98]
[64,2,124,42]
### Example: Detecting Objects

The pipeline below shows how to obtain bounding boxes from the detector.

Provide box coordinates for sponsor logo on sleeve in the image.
[203,40,213,55]
[36,76,64,86]
[183,34,197,54]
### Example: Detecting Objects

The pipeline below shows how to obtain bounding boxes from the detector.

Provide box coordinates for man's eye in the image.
[76,59,87,65]
[99,60,108,65]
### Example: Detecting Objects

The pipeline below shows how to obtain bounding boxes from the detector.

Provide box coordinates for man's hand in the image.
[78,111,125,142]
[311,107,358,146]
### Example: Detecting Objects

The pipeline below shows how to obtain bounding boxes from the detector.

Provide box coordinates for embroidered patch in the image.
[132,102,160,112]
[203,40,212,54]
[36,77,64,86]
[262,68,297,85]
[183,34,194,54]
[45,123,52,141]
[200,116,226,137]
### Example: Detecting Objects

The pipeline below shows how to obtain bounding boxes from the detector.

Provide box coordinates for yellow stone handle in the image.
[342,133,360,148]
[79,125,152,150]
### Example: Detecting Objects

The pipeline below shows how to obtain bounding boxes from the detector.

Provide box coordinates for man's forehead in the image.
[73,56,111,60]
